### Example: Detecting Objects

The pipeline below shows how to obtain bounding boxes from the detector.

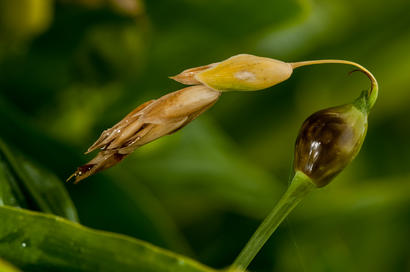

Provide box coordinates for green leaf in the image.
[0,154,25,208]
[0,206,215,272]
[0,259,21,272]
[0,139,79,222]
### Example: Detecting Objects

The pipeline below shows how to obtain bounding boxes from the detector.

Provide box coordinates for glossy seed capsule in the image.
[294,104,368,187]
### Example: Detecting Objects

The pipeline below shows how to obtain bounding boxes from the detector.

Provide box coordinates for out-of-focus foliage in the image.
[0,138,79,222]
[0,0,409,271]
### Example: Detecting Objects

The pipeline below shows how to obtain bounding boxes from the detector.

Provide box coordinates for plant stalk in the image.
[229,171,315,272]
[290,59,379,111]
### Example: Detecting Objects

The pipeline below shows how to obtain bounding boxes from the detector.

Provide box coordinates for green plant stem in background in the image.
[230,171,315,272]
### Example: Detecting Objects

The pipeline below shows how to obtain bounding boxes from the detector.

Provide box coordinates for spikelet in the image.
[67,85,220,183]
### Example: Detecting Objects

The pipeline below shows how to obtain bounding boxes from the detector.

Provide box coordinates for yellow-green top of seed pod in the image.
[195,54,293,92]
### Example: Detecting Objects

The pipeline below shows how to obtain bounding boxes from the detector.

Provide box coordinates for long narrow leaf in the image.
[0,156,24,207]
[0,139,79,222]
[0,259,21,272]
[0,206,216,272]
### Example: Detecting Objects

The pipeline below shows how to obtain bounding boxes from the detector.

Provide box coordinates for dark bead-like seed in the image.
[294,104,367,187]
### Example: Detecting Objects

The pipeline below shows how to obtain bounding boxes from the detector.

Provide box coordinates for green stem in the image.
[230,171,315,272]
[290,59,379,112]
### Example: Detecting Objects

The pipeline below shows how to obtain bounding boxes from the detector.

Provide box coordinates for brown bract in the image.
[67,85,220,183]
[170,63,219,85]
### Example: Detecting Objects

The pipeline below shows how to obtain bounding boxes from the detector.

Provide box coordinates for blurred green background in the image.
[0,0,409,271]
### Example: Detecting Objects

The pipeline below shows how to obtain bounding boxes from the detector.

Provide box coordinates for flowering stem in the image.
[229,171,315,272]
[290,59,379,111]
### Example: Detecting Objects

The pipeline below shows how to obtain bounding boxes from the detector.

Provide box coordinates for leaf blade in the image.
[0,139,79,222]
[0,259,21,272]
[0,206,215,272]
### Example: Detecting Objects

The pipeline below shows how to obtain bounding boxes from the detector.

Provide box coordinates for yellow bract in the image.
[196,54,293,92]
